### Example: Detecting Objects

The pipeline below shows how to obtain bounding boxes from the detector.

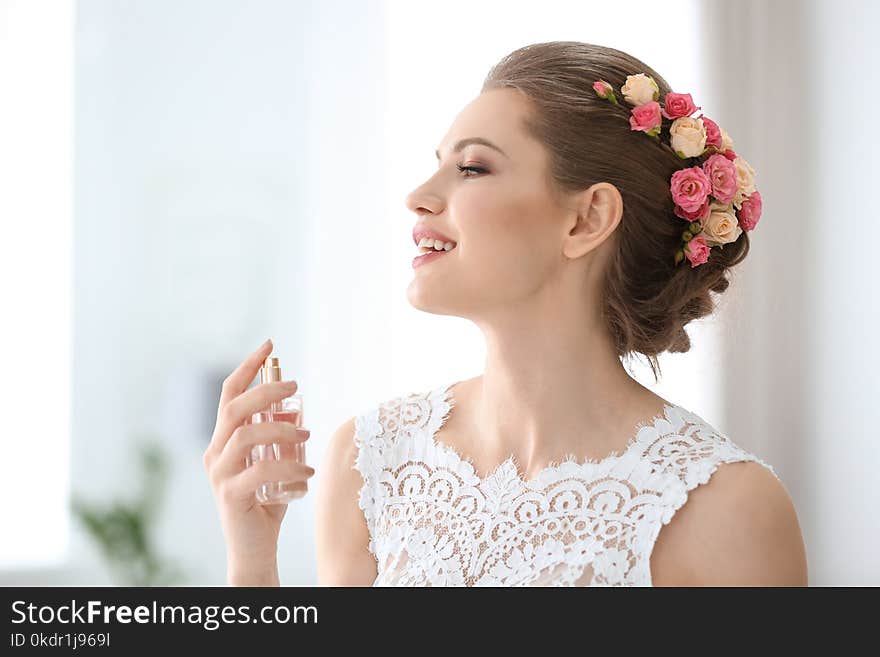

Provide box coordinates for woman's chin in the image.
[406,280,451,314]
[406,280,433,311]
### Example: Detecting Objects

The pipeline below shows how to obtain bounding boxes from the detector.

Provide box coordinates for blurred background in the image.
[0,0,876,586]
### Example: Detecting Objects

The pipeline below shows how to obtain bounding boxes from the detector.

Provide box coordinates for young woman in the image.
[205,42,807,587]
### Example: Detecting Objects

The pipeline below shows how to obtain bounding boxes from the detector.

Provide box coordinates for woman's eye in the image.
[456,164,487,178]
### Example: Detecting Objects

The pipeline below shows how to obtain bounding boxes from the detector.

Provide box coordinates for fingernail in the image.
[263,338,272,348]
[284,379,298,387]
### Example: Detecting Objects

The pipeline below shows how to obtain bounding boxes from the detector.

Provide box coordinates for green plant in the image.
[71,439,184,586]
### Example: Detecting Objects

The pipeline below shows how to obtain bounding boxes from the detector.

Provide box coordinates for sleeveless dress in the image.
[352,380,780,587]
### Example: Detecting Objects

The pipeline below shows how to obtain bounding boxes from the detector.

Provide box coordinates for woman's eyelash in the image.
[456,164,487,177]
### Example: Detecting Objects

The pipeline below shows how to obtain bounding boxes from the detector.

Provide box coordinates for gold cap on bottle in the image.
[260,356,282,384]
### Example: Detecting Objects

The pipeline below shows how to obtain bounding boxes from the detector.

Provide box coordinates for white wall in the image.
[702,0,879,585]
[804,0,879,584]
[0,0,73,569]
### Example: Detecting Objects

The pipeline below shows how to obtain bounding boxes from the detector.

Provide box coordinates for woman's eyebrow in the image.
[435,137,509,161]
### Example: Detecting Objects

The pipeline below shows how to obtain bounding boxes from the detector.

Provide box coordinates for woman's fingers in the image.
[220,459,316,507]
[220,379,299,435]
[207,380,298,462]
[219,339,274,408]
[213,422,311,481]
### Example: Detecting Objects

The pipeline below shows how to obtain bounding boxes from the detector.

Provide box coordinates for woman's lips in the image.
[412,247,454,269]
[412,224,456,247]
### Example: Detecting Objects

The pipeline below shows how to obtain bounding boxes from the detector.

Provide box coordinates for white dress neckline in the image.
[427,379,687,489]
[352,380,780,586]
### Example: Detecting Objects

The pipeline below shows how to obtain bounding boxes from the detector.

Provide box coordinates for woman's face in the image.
[405,88,581,321]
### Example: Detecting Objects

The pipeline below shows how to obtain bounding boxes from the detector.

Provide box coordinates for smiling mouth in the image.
[412,242,456,268]
[416,237,457,254]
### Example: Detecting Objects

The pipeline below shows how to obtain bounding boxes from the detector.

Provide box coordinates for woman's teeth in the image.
[417,237,456,254]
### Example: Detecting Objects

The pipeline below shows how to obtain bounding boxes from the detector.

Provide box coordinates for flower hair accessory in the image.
[593,74,762,268]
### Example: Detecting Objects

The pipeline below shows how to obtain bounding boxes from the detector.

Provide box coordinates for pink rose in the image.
[685,235,710,268]
[662,92,701,120]
[629,101,662,135]
[700,115,722,149]
[722,149,737,162]
[593,80,618,104]
[702,154,738,204]
[593,80,612,97]
[737,189,763,231]
[670,166,711,213]
[674,198,709,222]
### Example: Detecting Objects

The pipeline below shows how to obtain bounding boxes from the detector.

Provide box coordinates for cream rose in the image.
[731,156,757,208]
[621,73,659,106]
[701,201,743,246]
[670,116,707,158]
[720,127,735,152]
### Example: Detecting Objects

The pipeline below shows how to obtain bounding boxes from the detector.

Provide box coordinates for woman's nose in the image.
[405,187,441,215]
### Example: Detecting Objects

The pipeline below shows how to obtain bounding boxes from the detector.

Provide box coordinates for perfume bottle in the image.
[244,356,307,504]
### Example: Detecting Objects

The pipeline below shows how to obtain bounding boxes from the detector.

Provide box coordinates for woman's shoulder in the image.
[646,404,807,585]
[649,436,807,585]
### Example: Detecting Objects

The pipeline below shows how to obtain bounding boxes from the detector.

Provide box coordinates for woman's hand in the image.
[203,339,314,585]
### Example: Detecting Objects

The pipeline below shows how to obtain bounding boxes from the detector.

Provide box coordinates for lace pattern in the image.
[352,382,780,587]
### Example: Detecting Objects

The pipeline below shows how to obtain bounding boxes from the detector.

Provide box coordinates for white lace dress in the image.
[352,381,780,587]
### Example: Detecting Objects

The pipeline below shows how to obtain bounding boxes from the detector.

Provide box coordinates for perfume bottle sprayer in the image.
[244,356,307,504]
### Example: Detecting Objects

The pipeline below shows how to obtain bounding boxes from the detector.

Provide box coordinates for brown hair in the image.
[482,41,749,383]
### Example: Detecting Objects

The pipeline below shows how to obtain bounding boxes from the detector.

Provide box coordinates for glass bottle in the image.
[244,356,307,503]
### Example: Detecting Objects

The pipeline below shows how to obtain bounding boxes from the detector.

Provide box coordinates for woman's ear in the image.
[562,182,623,259]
